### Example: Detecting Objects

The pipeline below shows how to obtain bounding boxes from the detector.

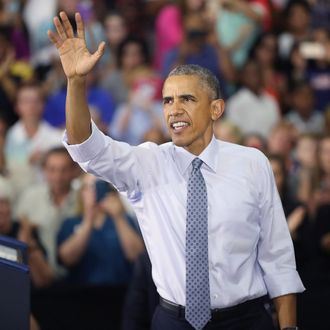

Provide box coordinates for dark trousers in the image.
[151,298,275,330]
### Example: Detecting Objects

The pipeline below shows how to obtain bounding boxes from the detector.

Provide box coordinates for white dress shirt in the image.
[63,121,305,309]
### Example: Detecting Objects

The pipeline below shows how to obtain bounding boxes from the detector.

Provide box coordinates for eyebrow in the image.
[162,94,197,102]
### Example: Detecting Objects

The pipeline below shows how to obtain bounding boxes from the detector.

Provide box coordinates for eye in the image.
[183,96,194,102]
[163,98,173,105]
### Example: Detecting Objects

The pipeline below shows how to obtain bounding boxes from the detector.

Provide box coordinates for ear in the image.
[210,99,225,121]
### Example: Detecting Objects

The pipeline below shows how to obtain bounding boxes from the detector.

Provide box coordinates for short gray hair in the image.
[168,64,221,100]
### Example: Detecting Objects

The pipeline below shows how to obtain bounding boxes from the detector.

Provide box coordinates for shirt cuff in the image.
[264,270,306,299]
[62,121,107,163]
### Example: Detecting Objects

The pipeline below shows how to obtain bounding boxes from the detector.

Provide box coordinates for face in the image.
[44,153,74,195]
[268,127,294,157]
[122,42,144,70]
[105,15,127,47]
[0,198,11,234]
[296,136,318,168]
[291,86,314,116]
[185,0,204,11]
[241,62,262,93]
[162,75,224,155]
[288,5,310,32]
[16,87,44,119]
[255,34,277,65]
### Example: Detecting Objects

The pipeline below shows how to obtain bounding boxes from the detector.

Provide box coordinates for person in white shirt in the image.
[225,60,280,139]
[48,12,304,330]
[5,82,63,196]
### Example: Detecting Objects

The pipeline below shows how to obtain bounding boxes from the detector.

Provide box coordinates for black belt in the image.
[159,295,267,321]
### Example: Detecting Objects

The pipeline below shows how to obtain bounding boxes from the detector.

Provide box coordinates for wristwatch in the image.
[282,327,299,330]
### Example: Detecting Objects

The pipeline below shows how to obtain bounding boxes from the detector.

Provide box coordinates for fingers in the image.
[92,41,106,61]
[76,12,85,39]
[53,16,67,41]
[60,11,74,38]
[47,29,62,48]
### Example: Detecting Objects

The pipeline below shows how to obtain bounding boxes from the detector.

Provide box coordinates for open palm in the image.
[48,11,105,78]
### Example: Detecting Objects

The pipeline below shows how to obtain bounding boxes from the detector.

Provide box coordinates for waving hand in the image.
[48,12,105,78]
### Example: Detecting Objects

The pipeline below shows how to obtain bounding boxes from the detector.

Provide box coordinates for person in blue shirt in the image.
[57,174,144,286]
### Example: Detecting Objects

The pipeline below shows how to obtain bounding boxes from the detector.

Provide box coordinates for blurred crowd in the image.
[0,0,330,329]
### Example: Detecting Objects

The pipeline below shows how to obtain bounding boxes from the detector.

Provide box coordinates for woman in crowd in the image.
[57,174,144,287]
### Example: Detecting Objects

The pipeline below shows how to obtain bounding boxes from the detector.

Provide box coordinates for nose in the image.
[168,99,184,117]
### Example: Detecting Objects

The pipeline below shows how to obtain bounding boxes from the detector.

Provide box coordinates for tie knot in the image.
[192,158,203,171]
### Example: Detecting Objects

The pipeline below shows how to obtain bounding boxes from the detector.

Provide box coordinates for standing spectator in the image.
[102,11,128,69]
[100,36,151,105]
[268,154,313,271]
[109,67,166,145]
[267,121,296,170]
[293,133,319,203]
[278,0,312,60]
[226,59,280,138]
[249,32,287,104]
[16,147,80,276]
[0,176,54,288]
[5,82,62,195]
[285,82,324,134]
[57,174,144,286]
[44,69,116,129]
[162,12,234,85]
[153,0,206,71]
[215,0,269,69]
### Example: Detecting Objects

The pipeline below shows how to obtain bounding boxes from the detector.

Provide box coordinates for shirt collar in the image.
[173,135,218,175]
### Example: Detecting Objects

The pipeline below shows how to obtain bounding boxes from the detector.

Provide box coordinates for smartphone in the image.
[299,42,326,60]
[95,180,115,202]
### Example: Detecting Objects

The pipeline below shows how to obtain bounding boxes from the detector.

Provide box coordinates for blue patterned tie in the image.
[185,158,211,330]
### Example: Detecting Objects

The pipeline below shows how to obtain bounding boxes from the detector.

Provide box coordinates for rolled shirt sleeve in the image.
[256,155,305,298]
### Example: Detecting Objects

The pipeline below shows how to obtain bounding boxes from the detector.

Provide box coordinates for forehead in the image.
[45,153,72,167]
[163,75,202,96]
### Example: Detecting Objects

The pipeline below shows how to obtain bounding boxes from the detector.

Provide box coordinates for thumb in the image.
[92,41,106,62]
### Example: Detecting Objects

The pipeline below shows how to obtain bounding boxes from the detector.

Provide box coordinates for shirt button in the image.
[212,293,218,299]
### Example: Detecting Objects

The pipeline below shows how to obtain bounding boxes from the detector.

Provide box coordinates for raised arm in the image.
[47,12,105,144]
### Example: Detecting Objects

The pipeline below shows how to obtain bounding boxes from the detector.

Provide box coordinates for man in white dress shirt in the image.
[48,12,304,330]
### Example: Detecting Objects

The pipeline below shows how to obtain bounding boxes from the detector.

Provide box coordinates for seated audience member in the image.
[44,69,116,129]
[285,82,324,134]
[0,176,54,287]
[5,82,62,195]
[109,68,166,145]
[226,59,280,138]
[122,251,159,330]
[57,174,144,286]
[16,147,80,276]
[213,119,242,144]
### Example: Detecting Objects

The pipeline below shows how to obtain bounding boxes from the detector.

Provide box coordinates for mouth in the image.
[170,121,190,133]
